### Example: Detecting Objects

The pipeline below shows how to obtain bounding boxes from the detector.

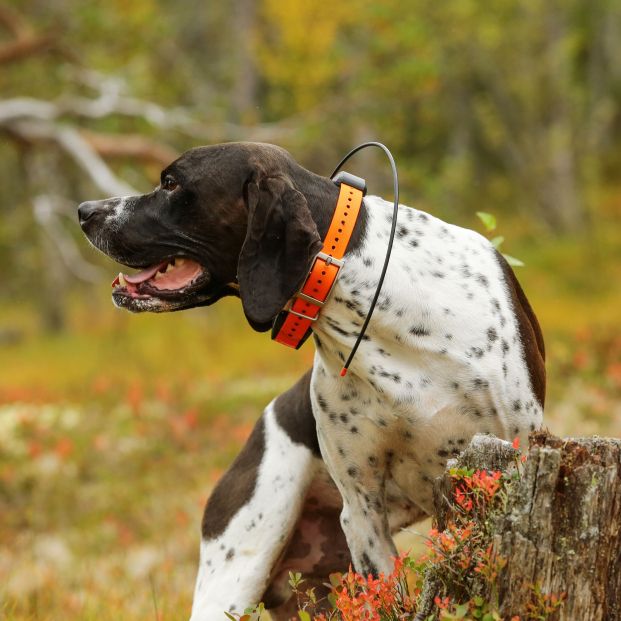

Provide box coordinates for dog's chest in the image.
[309,198,543,513]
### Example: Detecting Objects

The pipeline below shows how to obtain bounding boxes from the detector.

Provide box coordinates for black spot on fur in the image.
[472,377,489,390]
[467,347,484,359]
[487,327,498,342]
[363,257,373,267]
[410,325,430,337]
[317,394,328,410]
[350,426,358,434]
[347,466,358,478]
[361,552,378,576]
[225,548,235,561]
[477,274,489,287]
[437,449,449,457]
[340,413,349,424]
[513,400,522,412]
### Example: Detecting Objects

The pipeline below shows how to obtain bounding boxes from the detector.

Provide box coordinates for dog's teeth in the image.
[165,262,175,273]
[118,273,127,287]
[176,258,185,267]
[154,271,164,280]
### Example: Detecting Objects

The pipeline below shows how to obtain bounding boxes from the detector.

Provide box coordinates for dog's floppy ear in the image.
[238,175,322,331]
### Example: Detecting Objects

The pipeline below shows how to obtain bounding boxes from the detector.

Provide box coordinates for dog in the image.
[78,142,545,620]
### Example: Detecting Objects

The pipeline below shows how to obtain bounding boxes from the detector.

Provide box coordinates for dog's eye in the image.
[162,176,178,192]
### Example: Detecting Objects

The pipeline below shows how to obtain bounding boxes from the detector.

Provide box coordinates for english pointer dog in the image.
[78,142,545,619]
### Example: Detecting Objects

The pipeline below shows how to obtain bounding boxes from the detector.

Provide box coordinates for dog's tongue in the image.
[123,261,169,284]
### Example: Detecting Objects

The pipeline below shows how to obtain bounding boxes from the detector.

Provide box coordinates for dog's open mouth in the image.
[112,258,209,300]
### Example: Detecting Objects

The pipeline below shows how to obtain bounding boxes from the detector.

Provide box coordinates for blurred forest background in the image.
[0,1,620,620]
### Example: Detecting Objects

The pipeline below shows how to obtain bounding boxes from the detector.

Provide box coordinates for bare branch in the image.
[32,195,104,283]
[0,5,34,38]
[0,6,57,65]
[80,130,179,168]
[8,118,136,196]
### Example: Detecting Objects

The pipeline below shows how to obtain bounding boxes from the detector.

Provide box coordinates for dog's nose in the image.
[78,201,104,225]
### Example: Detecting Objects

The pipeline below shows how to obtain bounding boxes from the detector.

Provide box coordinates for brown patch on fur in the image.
[201,416,265,540]
[495,250,546,406]
[274,370,320,456]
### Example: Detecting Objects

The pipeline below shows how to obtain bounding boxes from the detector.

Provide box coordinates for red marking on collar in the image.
[271,180,364,350]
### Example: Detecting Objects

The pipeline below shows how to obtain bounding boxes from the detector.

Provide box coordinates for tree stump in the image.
[424,431,621,620]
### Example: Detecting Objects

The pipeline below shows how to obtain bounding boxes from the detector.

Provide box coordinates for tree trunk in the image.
[424,432,621,620]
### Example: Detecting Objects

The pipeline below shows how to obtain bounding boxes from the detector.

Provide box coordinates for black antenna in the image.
[330,142,399,376]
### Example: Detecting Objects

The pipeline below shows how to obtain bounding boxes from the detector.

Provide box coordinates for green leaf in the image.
[502,253,525,267]
[298,611,311,621]
[328,572,342,587]
[288,571,304,589]
[473,595,485,607]
[224,613,237,621]
[490,235,504,249]
[476,211,497,232]
[454,603,469,618]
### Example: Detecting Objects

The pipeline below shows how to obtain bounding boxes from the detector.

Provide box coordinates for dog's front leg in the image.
[190,400,319,621]
[313,387,398,577]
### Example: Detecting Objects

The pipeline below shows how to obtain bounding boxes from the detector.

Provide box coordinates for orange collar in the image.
[272,172,366,349]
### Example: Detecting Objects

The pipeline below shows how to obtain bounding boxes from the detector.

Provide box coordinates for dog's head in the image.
[78,142,334,331]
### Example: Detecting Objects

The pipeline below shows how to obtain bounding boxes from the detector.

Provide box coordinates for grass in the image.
[0,216,620,620]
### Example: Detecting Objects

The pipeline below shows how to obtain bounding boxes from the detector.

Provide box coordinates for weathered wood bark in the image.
[424,432,621,620]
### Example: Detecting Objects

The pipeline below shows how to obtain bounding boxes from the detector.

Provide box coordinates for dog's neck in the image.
[288,165,369,256]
